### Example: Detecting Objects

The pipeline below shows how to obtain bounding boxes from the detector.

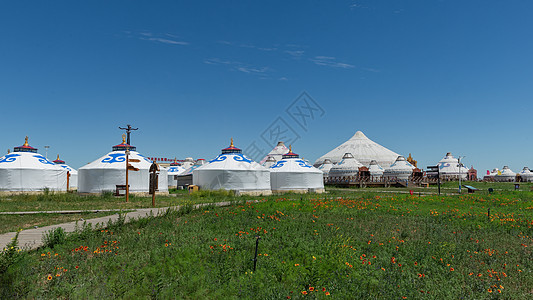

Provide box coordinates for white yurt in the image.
[193,139,271,195]
[317,159,334,179]
[180,159,206,176]
[437,152,468,180]
[368,160,384,179]
[269,146,324,193]
[260,141,289,165]
[519,167,533,182]
[494,166,516,182]
[383,156,415,181]
[78,136,168,194]
[53,155,78,189]
[167,160,185,188]
[314,131,400,167]
[327,153,364,181]
[181,157,195,169]
[262,156,277,168]
[0,137,67,191]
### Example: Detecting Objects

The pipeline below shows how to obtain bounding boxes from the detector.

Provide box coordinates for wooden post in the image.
[126,150,129,202]
[66,171,70,193]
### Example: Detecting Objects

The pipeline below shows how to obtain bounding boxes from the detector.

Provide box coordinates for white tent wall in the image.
[157,168,169,192]
[78,150,168,194]
[270,172,323,192]
[78,168,150,193]
[0,151,68,191]
[193,169,271,192]
[0,168,67,191]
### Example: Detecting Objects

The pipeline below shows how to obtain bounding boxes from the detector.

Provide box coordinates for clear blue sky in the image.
[1,0,532,174]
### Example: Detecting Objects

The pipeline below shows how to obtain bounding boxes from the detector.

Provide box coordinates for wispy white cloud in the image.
[236,66,269,74]
[204,58,271,76]
[130,31,189,46]
[310,56,355,69]
[285,50,305,57]
[140,37,189,45]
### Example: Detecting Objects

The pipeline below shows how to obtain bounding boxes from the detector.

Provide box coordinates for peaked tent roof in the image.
[314,131,400,167]
[260,141,289,164]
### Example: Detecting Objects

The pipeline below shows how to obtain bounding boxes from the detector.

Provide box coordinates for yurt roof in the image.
[368,160,384,174]
[0,138,65,171]
[112,135,136,151]
[13,136,38,153]
[196,139,266,171]
[270,147,322,174]
[498,166,516,176]
[520,167,531,174]
[329,153,364,172]
[260,141,289,164]
[318,159,334,173]
[314,131,400,167]
[167,165,185,175]
[52,154,65,164]
[181,159,206,175]
[386,156,415,171]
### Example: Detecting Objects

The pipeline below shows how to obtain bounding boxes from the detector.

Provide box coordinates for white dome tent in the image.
[177,159,206,187]
[327,153,364,182]
[437,152,469,180]
[193,139,271,195]
[494,166,516,182]
[78,136,168,194]
[53,155,78,190]
[314,131,400,168]
[262,156,277,168]
[318,159,334,179]
[368,160,384,180]
[384,156,415,181]
[167,159,185,188]
[260,141,289,165]
[0,137,67,192]
[269,146,324,193]
[181,157,195,169]
[519,167,533,182]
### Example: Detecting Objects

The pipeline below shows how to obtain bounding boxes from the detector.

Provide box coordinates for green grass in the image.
[0,212,124,234]
[2,190,533,298]
[0,190,240,212]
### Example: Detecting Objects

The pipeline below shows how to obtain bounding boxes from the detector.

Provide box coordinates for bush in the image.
[42,227,66,249]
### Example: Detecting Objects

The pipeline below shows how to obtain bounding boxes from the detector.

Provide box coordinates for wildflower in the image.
[450,267,454,272]
[488,289,492,293]
[41,253,45,257]
[309,287,314,291]
[301,291,308,295]
[322,287,326,292]
[325,292,330,296]
[294,264,300,266]
[75,266,79,269]
[47,275,52,280]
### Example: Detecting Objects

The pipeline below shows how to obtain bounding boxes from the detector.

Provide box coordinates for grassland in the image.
[1,188,533,298]
[0,212,123,234]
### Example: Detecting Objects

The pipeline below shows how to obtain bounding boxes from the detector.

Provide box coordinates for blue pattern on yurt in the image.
[296,159,312,168]
[33,154,55,165]
[270,160,286,169]
[101,153,126,163]
[137,154,152,163]
[60,165,73,171]
[233,153,252,163]
[209,153,252,164]
[209,154,227,163]
[168,167,180,172]
[0,154,20,163]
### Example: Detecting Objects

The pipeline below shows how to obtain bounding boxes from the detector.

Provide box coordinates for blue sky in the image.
[1,0,532,174]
